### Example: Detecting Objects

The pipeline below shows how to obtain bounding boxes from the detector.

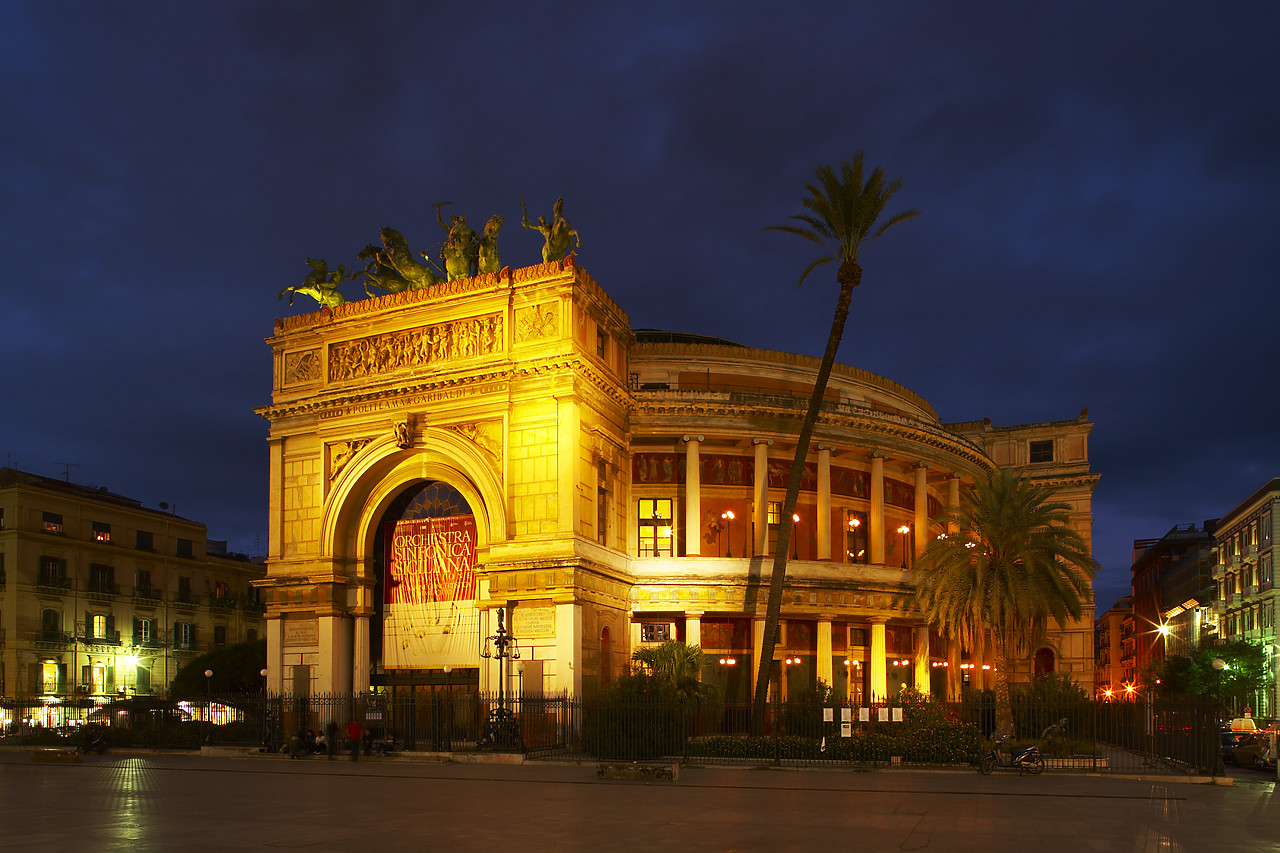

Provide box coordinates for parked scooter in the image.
[978,735,1044,775]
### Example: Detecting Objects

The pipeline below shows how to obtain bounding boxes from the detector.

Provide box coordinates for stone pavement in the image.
[0,751,1275,851]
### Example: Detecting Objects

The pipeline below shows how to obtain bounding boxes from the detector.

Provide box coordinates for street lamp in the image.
[1212,657,1226,776]
[259,668,269,750]
[721,510,735,558]
[478,607,522,749]
[898,525,911,569]
[792,513,800,559]
[204,668,213,744]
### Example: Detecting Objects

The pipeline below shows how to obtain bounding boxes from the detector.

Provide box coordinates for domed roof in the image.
[633,329,746,348]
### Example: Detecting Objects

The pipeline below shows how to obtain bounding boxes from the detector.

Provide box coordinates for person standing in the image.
[345,719,363,762]
[325,719,339,760]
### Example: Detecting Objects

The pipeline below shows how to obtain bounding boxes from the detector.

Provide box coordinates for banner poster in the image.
[382,515,480,670]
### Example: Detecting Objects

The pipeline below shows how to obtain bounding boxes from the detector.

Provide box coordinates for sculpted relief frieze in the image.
[329,438,371,481]
[284,349,321,385]
[328,314,503,383]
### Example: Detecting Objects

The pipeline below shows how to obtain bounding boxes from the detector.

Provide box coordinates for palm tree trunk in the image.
[994,641,1015,739]
[751,261,861,733]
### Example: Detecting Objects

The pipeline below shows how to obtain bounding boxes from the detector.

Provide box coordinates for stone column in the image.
[685,611,703,648]
[266,616,285,694]
[914,463,928,559]
[817,445,833,560]
[870,453,886,565]
[353,614,369,695]
[752,618,768,700]
[753,439,771,556]
[683,435,703,556]
[914,625,930,697]
[817,618,833,687]
[869,618,888,702]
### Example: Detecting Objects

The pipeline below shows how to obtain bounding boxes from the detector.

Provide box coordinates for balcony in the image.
[35,629,73,648]
[173,592,199,610]
[85,581,120,601]
[35,577,73,595]
[1216,599,1227,614]
[241,600,266,616]
[208,595,237,614]
[132,586,163,604]
[81,630,121,648]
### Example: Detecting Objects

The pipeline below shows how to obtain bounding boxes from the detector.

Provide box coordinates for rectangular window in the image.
[1029,440,1054,463]
[1262,510,1272,547]
[0,507,5,529]
[174,621,194,650]
[213,581,229,600]
[135,618,153,645]
[641,623,671,643]
[846,510,868,564]
[89,563,115,594]
[136,530,154,551]
[39,556,67,587]
[177,576,192,603]
[768,501,782,526]
[42,511,64,534]
[637,498,674,557]
[42,662,59,694]
[176,538,193,558]
[214,625,227,646]
[597,460,609,547]
[91,613,107,639]
[135,570,152,597]
[92,521,111,543]
[596,328,608,358]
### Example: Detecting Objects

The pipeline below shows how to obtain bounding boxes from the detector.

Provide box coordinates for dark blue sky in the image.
[4,2,1277,613]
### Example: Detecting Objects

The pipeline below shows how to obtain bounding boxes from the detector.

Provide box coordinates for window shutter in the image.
[173,621,180,649]
[106,666,115,689]
[57,663,67,692]
[84,610,91,639]
[83,665,92,686]
[106,613,115,639]
[133,618,141,644]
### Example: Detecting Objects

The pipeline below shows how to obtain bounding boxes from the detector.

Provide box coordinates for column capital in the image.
[947,472,961,480]
[682,434,704,444]
[867,615,888,624]
[817,443,836,453]
[869,450,886,460]
[914,461,929,470]
[685,610,705,618]
[753,437,773,446]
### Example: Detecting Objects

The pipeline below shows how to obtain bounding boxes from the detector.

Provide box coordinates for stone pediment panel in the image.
[443,420,503,471]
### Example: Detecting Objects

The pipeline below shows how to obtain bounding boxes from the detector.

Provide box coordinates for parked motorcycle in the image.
[978,736,1044,775]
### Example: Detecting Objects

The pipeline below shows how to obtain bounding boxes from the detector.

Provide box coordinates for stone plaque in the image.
[512,605,555,638]
[283,618,318,648]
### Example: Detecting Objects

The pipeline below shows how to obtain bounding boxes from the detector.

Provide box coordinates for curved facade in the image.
[257,261,1098,702]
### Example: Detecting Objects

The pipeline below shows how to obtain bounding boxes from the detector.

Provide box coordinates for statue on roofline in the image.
[433,202,479,280]
[279,258,352,308]
[477,214,504,274]
[379,226,444,289]
[521,196,581,263]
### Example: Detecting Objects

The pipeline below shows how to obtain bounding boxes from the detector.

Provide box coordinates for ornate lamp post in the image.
[1212,657,1227,776]
[897,525,911,569]
[204,668,213,745]
[792,514,801,560]
[721,510,735,558]
[260,668,269,750]
[478,606,522,750]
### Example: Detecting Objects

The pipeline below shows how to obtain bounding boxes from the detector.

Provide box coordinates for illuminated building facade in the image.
[1213,478,1278,716]
[1094,595,1132,698]
[0,468,265,712]
[257,261,1099,702]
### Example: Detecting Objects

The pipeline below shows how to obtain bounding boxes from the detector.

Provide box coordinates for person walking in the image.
[345,719,363,762]
[325,719,339,760]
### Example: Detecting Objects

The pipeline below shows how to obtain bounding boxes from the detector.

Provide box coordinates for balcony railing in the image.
[35,577,73,594]
[208,595,237,613]
[132,586,163,603]
[81,630,121,647]
[86,581,120,599]
[173,592,199,608]
[35,630,73,646]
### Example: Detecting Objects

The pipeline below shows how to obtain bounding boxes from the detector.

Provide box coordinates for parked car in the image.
[1221,729,1242,764]
[1228,731,1277,771]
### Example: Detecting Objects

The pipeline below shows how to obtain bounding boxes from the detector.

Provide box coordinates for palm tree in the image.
[631,640,715,702]
[751,154,917,730]
[912,470,1098,737]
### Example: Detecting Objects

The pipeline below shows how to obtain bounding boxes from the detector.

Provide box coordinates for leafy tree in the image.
[1188,640,1268,711]
[912,470,1098,737]
[168,638,267,699]
[753,154,917,730]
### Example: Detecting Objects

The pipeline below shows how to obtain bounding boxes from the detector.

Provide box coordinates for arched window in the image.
[1034,647,1056,675]
[600,627,612,688]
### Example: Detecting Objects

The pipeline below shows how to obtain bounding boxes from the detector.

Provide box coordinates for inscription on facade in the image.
[283,618,319,647]
[512,605,556,638]
[328,314,503,382]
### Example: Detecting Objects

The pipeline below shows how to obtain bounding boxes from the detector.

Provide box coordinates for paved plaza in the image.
[0,751,1275,851]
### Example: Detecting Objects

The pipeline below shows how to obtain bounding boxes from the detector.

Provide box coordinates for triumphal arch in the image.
[258,259,632,697]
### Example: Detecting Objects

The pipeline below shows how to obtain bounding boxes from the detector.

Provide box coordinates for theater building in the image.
[257,260,1098,702]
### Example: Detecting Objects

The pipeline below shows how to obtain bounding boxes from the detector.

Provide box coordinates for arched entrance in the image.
[371,481,481,692]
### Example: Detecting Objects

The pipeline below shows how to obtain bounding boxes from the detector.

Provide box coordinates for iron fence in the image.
[0,692,1224,774]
